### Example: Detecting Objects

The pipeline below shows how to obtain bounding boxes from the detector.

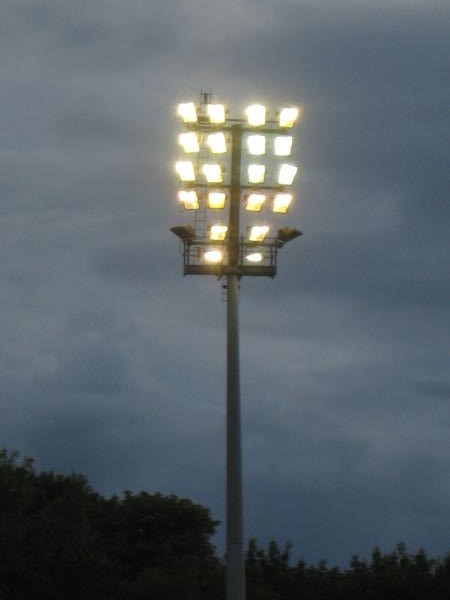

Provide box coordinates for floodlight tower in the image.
[171,92,302,600]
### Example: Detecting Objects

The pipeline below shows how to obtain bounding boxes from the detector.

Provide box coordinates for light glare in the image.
[178,132,200,153]
[245,104,266,126]
[175,160,196,182]
[177,190,199,210]
[248,225,270,242]
[248,164,266,184]
[247,135,266,155]
[273,193,293,214]
[245,252,263,263]
[278,164,298,185]
[208,192,226,209]
[207,132,227,154]
[207,104,226,124]
[204,249,223,263]
[177,102,197,123]
[245,193,266,211]
[279,107,299,128]
[202,164,223,183]
[210,225,228,241]
[274,136,293,156]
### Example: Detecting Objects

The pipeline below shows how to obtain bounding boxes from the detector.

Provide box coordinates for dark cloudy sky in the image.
[1,0,449,566]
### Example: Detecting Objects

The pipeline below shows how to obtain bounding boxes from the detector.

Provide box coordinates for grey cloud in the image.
[1,0,449,568]
[413,380,450,401]
[50,342,132,395]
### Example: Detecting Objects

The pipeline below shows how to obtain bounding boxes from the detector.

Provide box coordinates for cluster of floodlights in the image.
[174,100,300,267]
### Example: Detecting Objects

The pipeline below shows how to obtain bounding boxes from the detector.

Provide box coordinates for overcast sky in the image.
[1,0,449,566]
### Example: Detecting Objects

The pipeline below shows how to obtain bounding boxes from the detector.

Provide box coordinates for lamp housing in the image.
[171,225,196,241]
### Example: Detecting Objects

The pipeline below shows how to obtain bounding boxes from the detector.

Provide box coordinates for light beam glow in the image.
[175,160,196,182]
[248,164,266,184]
[178,132,200,153]
[204,249,223,263]
[177,190,199,210]
[245,104,266,126]
[177,102,197,123]
[208,192,226,209]
[278,164,298,185]
[245,193,266,211]
[279,107,299,128]
[272,193,293,214]
[210,225,228,241]
[247,135,266,155]
[248,225,270,242]
[274,136,293,156]
[245,252,263,263]
[202,164,223,183]
[207,132,227,154]
[207,104,226,124]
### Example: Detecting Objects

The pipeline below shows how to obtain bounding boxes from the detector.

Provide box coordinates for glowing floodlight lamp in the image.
[279,107,299,128]
[248,164,266,184]
[202,163,223,183]
[272,193,293,214]
[178,190,199,210]
[245,252,264,263]
[207,191,226,209]
[245,193,266,211]
[207,103,226,124]
[245,104,266,126]
[177,102,197,123]
[175,160,196,182]
[210,224,228,241]
[207,132,227,154]
[248,225,270,242]
[278,164,298,186]
[247,135,266,156]
[208,191,226,209]
[179,132,200,153]
[204,248,223,263]
[274,136,293,156]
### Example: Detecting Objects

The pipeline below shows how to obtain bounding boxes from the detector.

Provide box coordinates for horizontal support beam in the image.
[184,265,276,278]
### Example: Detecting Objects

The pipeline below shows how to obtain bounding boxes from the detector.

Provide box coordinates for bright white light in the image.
[177,102,197,123]
[210,225,228,241]
[278,164,298,185]
[272,193,292,214]
[248,225,270,242]
[208,192,226,209]
[178,132,200,153]
[247,135,266,155]
[245,104,266,126]
[207,104,226,124]
[245,193,266,211]
[204,249,223,263]
[279,107,299,128]
[245,252,263,263]
[202,164,223,183]
[207,132,227,154]
[274,136,293,156]
[248,164,266,184]
[175,161,196,182]
[177,190,199,210]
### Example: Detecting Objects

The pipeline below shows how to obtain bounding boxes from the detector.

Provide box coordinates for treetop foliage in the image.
[1,448,450,600]
[0,449,219,599]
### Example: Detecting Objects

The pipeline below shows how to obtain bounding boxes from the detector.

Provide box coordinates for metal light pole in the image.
[226,123,245,600]
[171,93,302,600]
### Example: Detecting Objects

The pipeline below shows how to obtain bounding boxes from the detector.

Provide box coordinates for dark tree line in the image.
[245,538,450,600]
[0,449,220,599]
[1,449,450,599]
